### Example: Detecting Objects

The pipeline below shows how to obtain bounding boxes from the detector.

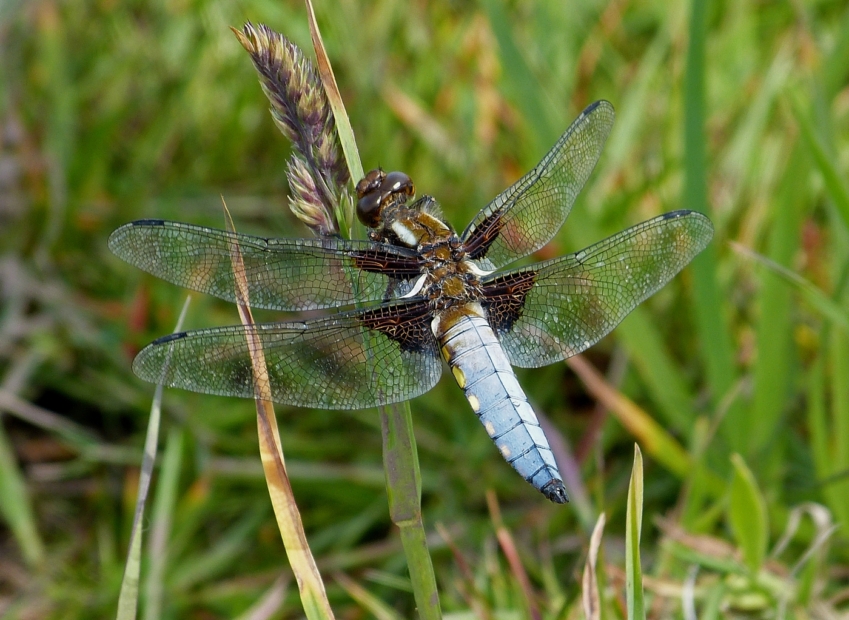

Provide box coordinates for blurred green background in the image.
[2,0,849,617]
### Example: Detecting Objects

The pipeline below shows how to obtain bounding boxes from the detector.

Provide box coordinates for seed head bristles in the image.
[234,23,350,236]
[287,154,338,237]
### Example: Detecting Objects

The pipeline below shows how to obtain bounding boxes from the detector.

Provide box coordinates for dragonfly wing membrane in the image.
[461,101,615,270]
[108,220,422,311]
[132,301,442,409]
[482,211,714,367]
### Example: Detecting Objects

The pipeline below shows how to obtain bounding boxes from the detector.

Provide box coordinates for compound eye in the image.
[381,171,414,199]
[356,191,383,228]
[356,169,386,199]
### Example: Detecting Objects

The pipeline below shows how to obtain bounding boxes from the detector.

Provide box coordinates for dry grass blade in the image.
[305,0,363,187]
[436,523,493,619]
[234,575,289,620]
[486,491,540,620]
[223,203,334,619]
[567,356,696,482]
[581,513,606,620]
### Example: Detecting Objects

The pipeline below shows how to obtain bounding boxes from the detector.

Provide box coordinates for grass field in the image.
[2,0,849,617]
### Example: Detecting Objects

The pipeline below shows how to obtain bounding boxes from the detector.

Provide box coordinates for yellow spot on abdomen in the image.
[499,444,512,458]
[451,365,466,388]
[484,421,496,436]
[467,393,480,412]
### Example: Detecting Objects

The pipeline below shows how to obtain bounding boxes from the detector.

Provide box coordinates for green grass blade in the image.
[616,310,696,435]
[334,572,402,620]
[142,427,184,620]
[117,298,190,620]
[625,444,645,620]
[822,6,849,98]
[827,328,849,528]
[731,243,849,334]
[749,145,805,470]
[728,454,768,574]
[482,0,555,154]
[790,92,849,234]
[0,416,43,566]
[684,0,742,452]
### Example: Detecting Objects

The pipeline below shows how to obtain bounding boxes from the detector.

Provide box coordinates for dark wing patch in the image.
[481,270,538,334]
[482,211,714,367]
[358,302,435,353]
[109,220,422,311]
[464,210,504,262]
[462,101,615,270]
[133,300,441,409]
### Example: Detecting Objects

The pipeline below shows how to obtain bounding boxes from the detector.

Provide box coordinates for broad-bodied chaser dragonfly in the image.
[109,101,713,503]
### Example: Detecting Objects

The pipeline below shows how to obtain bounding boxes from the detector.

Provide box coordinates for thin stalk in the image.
[304,5,441,614]
[225,205,335,619]
[379,401,442,618]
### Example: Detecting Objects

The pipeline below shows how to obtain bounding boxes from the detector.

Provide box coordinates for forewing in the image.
[461,101,615,270]
[481,211,714,367]
[109,220,422,311]
[132,301,442,409]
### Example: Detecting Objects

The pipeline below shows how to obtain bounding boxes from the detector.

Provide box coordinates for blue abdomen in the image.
[435,308,568,503]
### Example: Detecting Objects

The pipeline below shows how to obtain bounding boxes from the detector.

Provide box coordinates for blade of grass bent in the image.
[117,297,190,620]
[304,8,441,616]
[730,242,849,334]
[224,206,334,619]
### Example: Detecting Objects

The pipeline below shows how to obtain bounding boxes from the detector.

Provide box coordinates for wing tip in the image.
[663,209,715,238]
[108,219,168,252]
[586,99,615,115]
[131,331,191,385]
[150,331,189,346]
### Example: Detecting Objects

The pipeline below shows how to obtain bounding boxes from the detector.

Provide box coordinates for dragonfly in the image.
[109,100,713,504]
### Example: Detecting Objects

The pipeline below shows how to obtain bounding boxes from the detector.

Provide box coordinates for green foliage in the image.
[728,454,768,575]
[2,0,849,617]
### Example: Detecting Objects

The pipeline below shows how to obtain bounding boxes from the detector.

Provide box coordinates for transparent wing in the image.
[461,100,615,270]
[109,220,422,311]
[481,211,714,367]
[132,300,442,409]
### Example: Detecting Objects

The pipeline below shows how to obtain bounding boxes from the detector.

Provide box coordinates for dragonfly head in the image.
[356,169,415,228]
